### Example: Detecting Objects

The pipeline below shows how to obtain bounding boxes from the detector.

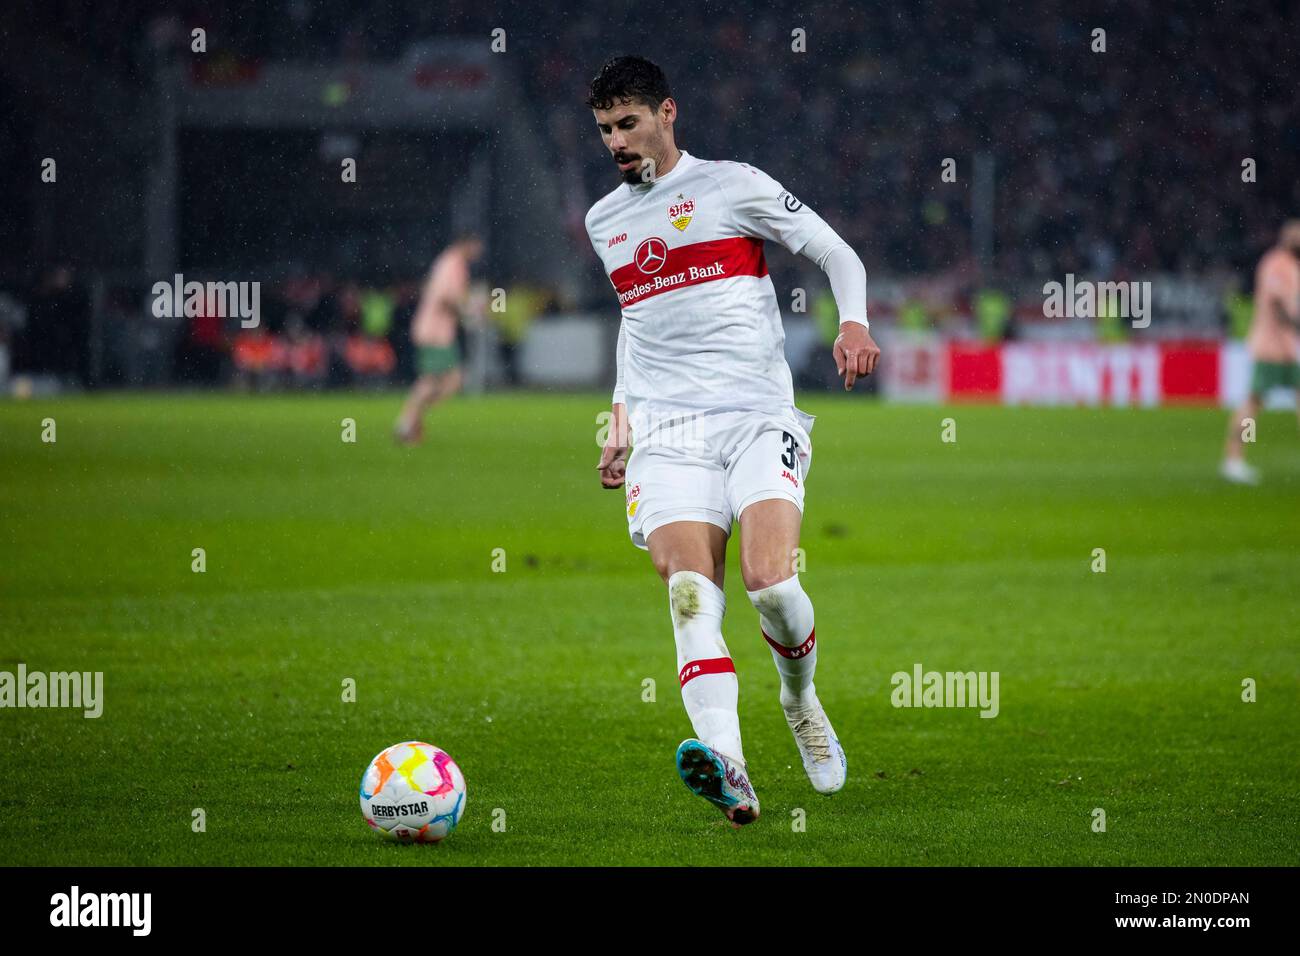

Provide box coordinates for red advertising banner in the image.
[1158,341,1220,403]
[947,343,1001,400]
[934,341,1223,406]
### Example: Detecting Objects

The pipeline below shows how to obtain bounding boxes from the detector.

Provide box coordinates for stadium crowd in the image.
[2,266,552,390]
[8,0,1297,389]
[25,0,1299,282]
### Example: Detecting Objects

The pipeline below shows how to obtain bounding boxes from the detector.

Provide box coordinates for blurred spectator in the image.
[492,284,548,387]
[0,289,27,392]
[171,296,227,385]
[18,267,91,384]
[232,326,284,390]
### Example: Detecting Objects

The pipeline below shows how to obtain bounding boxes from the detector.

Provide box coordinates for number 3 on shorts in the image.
[780,430,799,476]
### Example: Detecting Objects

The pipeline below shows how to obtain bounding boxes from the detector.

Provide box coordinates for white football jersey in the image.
[585,150,830,436]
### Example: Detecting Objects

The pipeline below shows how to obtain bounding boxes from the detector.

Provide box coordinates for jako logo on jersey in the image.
[780,469,799,488]
[634,237,668,274]
[667,195,695,231]
[607,232,627,248]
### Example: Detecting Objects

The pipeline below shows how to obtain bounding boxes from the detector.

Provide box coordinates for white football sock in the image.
[668,570,744,764]
[747,574,818,708]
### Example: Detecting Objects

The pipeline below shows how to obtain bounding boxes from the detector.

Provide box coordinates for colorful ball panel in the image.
[360,741,466,842]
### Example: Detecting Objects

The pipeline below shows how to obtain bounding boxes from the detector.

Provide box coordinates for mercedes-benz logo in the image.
[634,237,668,274]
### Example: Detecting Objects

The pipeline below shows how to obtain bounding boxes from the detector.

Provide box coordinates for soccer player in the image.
[1221,220,1300,484]
[394,233,484,445]
[584,56,880,826]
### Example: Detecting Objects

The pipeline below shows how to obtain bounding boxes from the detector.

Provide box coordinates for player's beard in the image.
[616,153,646,185]
[616,137,664,185]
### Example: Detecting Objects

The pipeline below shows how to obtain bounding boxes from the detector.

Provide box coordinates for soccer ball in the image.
[360,741,467,843]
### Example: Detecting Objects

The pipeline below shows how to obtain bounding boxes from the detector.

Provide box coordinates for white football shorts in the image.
[621,407,815,550]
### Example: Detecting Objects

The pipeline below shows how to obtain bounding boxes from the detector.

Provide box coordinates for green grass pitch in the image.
[1,393,1297,866]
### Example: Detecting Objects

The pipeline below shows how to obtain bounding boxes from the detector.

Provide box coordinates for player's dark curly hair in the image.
[585,55,672,113]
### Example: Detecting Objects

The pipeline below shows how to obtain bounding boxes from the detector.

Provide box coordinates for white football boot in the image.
[675,738,760,827]
[1220,459,1260,485]
[783,693,847,794]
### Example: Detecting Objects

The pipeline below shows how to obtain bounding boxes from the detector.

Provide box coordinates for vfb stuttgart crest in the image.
[667,194,695,231]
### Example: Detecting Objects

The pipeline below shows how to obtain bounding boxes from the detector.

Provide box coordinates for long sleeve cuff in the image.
[802,225,869,330]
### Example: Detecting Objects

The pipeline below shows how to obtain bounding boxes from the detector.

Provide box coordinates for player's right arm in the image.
[597,318,629,489]
[586,203,630,488]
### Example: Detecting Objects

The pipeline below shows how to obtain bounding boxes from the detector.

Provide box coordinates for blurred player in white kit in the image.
[584,56,880,826]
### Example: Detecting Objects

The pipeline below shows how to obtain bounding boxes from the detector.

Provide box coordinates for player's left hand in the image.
[833,322,881,390]
[597,441,628,489]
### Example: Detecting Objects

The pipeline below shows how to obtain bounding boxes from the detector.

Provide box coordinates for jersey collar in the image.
[627,149,694,193]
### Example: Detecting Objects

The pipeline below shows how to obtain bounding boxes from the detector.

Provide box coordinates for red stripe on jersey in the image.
[610,236,768,307]
[762,628,816,659]
[679,657,737,686]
